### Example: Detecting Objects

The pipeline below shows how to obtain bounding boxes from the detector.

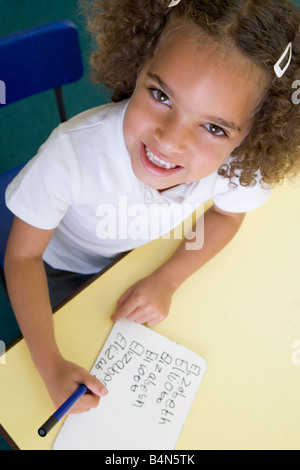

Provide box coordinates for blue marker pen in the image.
[38,384,87,437]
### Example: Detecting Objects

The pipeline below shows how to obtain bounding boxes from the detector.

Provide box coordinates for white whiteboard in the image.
[53,319,207,450]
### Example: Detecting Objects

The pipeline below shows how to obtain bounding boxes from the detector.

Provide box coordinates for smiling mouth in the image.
[145,146,180,170]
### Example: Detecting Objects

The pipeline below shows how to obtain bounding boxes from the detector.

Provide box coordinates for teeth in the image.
[145,147,178,170]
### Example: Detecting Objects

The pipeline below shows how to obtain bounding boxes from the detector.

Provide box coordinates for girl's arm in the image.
[111,204,245,326]
[4,217,107,412]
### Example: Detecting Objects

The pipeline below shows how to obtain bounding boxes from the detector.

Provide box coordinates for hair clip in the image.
[274,42,293,78]
[168,0,182,7]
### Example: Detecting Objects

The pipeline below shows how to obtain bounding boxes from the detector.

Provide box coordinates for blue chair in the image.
[0,19,83,119]
[0,20,84,281]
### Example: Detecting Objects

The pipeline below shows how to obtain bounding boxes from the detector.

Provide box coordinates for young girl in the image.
[4,0,300,414]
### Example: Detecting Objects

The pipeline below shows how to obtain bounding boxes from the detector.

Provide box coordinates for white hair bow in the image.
[274,42,293,78]
[168,0,182,7]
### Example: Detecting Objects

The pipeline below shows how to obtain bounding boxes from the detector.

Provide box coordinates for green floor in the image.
[1,0,300,451]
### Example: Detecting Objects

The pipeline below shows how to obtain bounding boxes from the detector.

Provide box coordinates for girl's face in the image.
[123,31,267,190]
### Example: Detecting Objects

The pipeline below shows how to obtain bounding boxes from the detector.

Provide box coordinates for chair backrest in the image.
[0,20,84,270]
[0,19,83,105]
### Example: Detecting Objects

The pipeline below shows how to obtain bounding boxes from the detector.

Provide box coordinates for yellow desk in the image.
[1,181,300,450]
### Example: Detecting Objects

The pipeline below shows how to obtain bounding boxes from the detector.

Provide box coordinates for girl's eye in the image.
[151,89,171,105]
[204,123,227,137]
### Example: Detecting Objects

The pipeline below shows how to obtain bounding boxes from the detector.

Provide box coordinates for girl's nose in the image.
[154,115,190,155]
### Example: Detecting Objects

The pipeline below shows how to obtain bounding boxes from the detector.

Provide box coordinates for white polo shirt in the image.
[5,100,271,274]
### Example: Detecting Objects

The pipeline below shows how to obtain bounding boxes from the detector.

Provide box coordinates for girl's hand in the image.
[41,357,108,414]
[111,273,174,327]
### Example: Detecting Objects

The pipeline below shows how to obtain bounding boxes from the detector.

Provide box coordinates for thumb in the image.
[82,372,108,397]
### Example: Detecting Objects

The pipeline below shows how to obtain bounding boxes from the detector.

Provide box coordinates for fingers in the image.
[117,286,134,308]
[112,298,152,324]
[71,393,100,414]
[68,391,103,414]
[126,308,163,325]
[83,371,108,398]
[68,370,108,414]
[113,302,164,327]
[71,387,107,413]
[111,288,140,322]
[111,276,171,326]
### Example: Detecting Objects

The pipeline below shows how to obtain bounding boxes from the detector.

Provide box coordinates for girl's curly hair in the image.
[81,0,300,188]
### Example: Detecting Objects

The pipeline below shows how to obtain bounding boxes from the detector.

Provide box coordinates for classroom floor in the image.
[1,0,300,451]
